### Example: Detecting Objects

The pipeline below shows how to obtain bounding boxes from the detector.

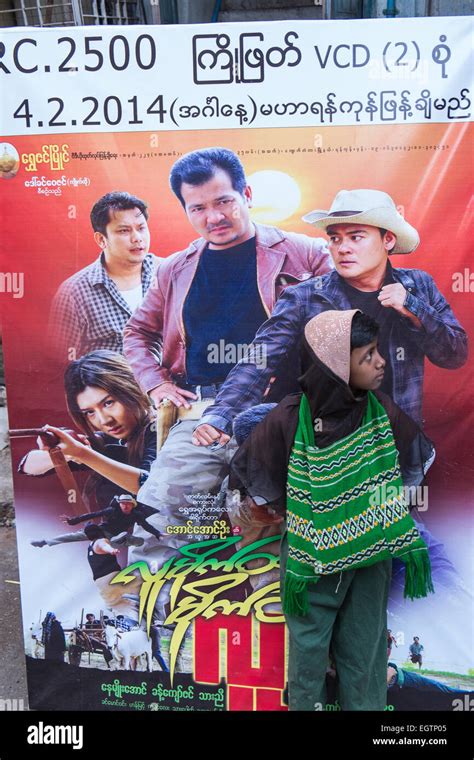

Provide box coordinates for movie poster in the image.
[0,16,472,712]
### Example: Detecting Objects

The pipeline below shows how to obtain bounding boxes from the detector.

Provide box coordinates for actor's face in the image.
[76,386,136,440]
[349,339,386,391]
[119,501,135,514]
[327,224,396,281]
[181,169,253,250]
[94,207,150,265]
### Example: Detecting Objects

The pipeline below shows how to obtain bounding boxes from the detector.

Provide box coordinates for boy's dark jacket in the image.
[229,327,435,515]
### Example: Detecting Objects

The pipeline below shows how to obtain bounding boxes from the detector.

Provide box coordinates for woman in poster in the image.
[19,350,156,509]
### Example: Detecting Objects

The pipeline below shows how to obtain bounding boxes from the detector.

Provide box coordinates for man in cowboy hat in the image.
[194,188,467,443]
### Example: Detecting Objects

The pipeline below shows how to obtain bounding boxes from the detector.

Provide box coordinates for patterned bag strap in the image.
[298,394,315,449]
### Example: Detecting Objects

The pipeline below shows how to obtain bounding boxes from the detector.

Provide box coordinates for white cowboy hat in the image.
[302,189,419,254]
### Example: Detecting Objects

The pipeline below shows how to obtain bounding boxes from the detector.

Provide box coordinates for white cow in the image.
[104,624,153,671]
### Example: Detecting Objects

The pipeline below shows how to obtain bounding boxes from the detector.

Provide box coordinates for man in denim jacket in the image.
[194,189,467,444]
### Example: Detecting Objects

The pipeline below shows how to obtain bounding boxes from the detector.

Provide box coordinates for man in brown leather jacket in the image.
[122,147,330,601]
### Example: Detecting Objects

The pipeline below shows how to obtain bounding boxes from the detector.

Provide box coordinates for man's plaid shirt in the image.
[47,252,159,360]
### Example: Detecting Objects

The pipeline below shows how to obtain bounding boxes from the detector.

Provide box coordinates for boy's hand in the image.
[251,503,284,526]
[378,284,421,327]
[232,496,284,529]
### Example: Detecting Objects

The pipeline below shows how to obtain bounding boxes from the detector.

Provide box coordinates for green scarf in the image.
[283,391,434,617]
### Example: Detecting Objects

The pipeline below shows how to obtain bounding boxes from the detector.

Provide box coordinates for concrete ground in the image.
[0,398,29,709]
[0,525,29,709]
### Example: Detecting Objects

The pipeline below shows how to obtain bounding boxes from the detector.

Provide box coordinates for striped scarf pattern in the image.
[283,391,434,616]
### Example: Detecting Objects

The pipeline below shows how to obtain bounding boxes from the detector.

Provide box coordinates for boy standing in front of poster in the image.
[229,309,435,710]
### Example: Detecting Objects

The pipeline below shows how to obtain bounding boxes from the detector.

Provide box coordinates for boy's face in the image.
[349,339,386,391]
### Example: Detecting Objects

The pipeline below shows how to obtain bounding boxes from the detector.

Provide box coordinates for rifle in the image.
[9,427,82,447]
[9,427,88,515]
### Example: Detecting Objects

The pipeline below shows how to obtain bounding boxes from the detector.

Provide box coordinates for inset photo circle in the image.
[0,142,20,179]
